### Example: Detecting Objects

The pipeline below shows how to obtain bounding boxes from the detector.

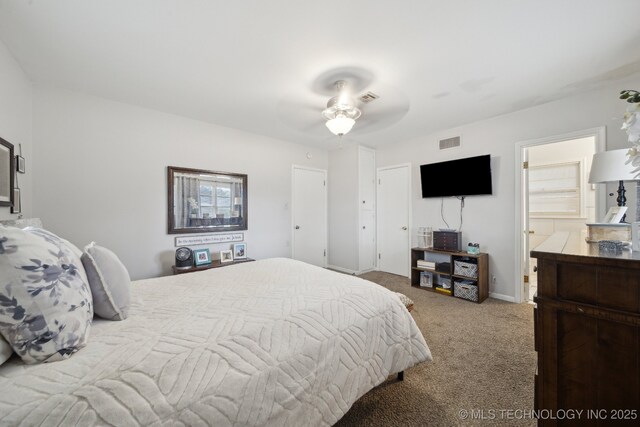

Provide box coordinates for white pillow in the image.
[81,242,131,321]
[0,226,93,364]
[0,336,13,366]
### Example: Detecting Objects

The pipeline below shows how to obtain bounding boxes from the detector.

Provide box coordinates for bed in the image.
[0,257,431,426]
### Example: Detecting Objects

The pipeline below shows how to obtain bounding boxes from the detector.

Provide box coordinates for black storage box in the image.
[433,230,462,252]
[435,262,451,273]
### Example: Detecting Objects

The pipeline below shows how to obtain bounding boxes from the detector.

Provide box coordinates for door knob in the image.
[533,266,538,272]
[529,230,535,234]
[363,226,366,229]
[295,225,300,229]
[402,226,408,230]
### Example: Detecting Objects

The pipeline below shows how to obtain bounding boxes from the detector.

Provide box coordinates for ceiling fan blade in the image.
[311,66,375,96]
[353,84,411,134]
[276,92,325,132]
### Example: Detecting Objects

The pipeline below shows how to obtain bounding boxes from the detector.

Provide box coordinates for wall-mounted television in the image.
[420,154,492,198]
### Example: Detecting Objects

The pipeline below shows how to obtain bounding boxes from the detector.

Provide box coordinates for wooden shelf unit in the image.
[172,258,255,274]
[411,247,489,303]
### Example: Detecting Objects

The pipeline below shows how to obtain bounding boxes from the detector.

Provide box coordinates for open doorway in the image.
[527,138,597,300]
[515,127,606,303]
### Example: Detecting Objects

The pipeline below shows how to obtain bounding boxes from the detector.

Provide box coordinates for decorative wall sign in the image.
[175,233,244,247]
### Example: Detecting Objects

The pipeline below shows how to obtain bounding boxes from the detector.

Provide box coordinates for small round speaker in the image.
[175,247,193,269]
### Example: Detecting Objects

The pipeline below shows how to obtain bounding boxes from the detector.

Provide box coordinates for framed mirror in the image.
[0,137,14,207]
[168,166,248,234]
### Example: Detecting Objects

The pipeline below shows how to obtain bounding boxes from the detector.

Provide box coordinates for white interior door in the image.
[292,166,327,267]
[377,165,410,277]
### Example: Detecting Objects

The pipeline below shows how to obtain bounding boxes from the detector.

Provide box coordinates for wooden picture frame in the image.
[11,188,21,214]
[220,249,233,263]
[233,243,246,259]
[193,248,211,266]
[16,155,25,174]
[0,137,14,207]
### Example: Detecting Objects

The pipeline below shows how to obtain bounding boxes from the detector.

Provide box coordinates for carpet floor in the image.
[335,271,536,427]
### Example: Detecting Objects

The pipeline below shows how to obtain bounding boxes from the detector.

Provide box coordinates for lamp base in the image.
[617,180,627,223]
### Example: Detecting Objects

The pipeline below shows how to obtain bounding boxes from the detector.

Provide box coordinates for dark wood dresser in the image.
[531,232,640,426]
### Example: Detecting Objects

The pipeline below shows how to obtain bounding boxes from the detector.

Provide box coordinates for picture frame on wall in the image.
[11,188,21,214]
[193,248,211,266]
[16,155,25,174]
[220,249,233,263]
[233,243,246,259]
[0,137,14,207]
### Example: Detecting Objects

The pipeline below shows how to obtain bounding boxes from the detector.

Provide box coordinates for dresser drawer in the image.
[552,262,640,313]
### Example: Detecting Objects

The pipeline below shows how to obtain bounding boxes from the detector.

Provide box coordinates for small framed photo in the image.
[10,188,21,214]
[16,155,25,174]
[193,248,211,266]
[233,243,246,259]
[220,249,233,263]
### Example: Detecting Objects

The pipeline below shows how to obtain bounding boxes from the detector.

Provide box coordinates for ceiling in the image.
[1,0,639,148]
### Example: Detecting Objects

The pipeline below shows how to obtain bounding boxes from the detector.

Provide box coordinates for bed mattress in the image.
[0,258,431,426]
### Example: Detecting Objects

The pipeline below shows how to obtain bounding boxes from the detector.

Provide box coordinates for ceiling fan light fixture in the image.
[325,115,355,136]
[322,80,361,136]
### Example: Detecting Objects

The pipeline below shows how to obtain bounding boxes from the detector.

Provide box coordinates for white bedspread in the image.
[0,258,431,426]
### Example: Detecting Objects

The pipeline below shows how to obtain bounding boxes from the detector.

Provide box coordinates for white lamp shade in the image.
[325,116,355,136]
[588,149,637,183]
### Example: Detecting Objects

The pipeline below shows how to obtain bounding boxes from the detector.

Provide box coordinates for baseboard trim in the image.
[327,265,358,275]
[489,292,516,303]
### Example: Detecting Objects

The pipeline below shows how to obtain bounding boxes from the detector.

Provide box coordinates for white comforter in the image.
[0,258,431,426]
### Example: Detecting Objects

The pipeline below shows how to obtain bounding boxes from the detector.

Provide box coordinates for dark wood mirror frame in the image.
[167,166,248,234]
[0,137,15,208]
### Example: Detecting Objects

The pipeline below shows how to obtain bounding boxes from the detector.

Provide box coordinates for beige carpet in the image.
[335,271,536,427]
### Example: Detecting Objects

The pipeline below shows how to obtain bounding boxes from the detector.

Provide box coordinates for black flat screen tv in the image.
[420,154,492,198]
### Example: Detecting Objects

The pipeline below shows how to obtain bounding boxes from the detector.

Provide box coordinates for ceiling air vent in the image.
[439,136,461,150]
[358,92,380,103]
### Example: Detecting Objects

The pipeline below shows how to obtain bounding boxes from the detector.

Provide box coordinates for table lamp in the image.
[588,149,638,222]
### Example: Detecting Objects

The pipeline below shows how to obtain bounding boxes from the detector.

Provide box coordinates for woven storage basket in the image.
[454,280,478,302]
[454,260,478,279]
[395,292,414,312]
[420,271,433,288]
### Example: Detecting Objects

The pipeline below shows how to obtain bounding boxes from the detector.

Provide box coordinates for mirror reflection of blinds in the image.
[199,182,233,218]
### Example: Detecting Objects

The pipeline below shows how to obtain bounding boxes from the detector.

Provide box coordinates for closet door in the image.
[292,166,327,267]
[359,148,376,211]
[359,210,376,271]
[358,147,376,272]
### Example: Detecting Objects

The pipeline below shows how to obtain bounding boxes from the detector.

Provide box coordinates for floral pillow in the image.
[0,226,93,364]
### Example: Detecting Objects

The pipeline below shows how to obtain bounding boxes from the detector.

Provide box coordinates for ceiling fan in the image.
[322,80,365,136]
[276,67,410,139]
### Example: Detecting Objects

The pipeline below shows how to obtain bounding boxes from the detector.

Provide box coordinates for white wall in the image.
[376,72,640,301]
[0,39,32,220]
[32,87,328,280]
